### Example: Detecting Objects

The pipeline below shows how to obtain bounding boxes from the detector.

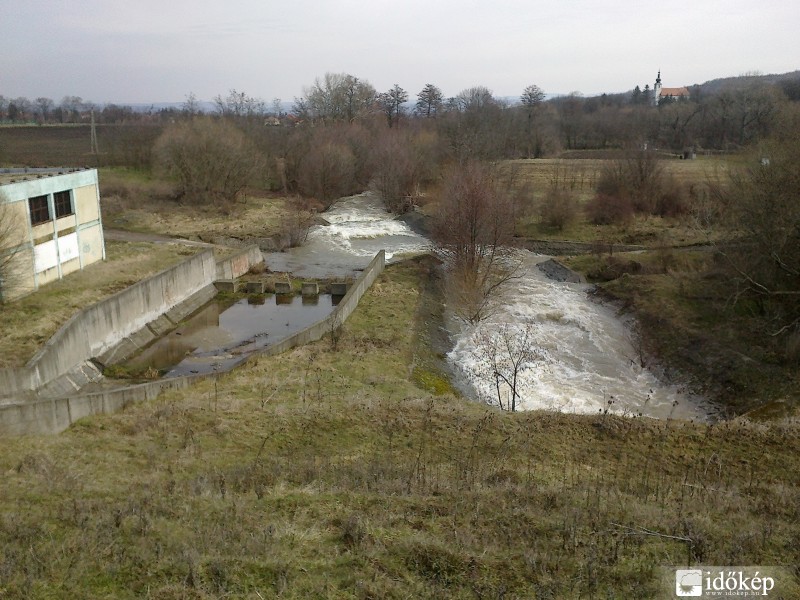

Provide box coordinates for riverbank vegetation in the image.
[1,258,799,597]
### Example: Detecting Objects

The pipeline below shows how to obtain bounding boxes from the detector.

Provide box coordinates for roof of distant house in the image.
[660,86,690,97]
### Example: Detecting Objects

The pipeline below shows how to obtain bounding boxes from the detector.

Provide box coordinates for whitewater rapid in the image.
[447,252,712,421]
[267,193,711,421]
[264,192,429,278]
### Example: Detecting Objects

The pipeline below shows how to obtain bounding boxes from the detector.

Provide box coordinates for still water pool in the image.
[124,294,337,377]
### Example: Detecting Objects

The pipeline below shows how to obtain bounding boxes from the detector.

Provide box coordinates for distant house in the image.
[0,168,105,301]
[653,71,690,105]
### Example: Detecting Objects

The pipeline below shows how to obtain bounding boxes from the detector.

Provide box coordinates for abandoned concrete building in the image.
[0,168,105,300]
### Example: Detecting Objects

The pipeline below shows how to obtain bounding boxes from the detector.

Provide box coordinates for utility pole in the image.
[90,109,99,155]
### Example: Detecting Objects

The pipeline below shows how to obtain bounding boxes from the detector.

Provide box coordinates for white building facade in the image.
[0,168,105,300]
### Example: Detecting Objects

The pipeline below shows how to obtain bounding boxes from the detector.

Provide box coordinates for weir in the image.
[0,247,386,435]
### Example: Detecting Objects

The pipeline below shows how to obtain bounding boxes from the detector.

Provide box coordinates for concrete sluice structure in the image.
[0,245,385,436]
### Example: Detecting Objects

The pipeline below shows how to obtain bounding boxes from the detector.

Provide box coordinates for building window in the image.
[54,190,74,218]
[29,195,50,225]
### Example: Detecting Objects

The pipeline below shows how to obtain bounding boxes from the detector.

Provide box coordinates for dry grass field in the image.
[1,258,798,598]
[508,155,732,246]
[99,168,291,242]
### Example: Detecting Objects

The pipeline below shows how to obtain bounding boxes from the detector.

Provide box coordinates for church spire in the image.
[653,69,662,106]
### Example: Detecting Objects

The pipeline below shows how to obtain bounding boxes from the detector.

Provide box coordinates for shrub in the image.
[154,117,264,206]
[587,256,642,281]
[585,193,634,226]
[595,150,665,214]
[538,186,578,231]
[655,176,690,218]
[296,142,357,207]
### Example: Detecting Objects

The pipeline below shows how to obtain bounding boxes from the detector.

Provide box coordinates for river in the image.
[264,192,430,278]
[268,192,713,421]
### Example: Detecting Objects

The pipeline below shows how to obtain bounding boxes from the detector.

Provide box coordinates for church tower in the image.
[653,70,662,106]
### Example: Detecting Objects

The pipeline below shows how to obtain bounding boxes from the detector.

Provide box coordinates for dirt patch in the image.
[103,228,213,247]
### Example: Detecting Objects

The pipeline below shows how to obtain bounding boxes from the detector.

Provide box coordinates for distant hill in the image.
[695,70,800,95]
[124,101,217,113]
[605,70,800,104]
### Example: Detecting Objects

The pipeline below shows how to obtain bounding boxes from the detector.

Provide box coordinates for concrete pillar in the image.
[246,281,265,294]
[215,279,238,292]
[274,280,292,294]
[301,282,319,296]
[330,282,348,296]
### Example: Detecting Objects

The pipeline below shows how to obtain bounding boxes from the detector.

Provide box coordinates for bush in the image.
[587,256,642,281]
[296,142,357,207]
[538,186,578,231]
[595,150,665,214]
[654,176,690,218]
[585,193,634,226]
[154,117,264,206]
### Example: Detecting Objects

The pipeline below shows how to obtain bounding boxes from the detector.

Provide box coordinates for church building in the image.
[653,71,691,105]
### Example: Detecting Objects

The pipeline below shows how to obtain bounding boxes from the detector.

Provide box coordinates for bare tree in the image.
[434,161,519,323]
[711,137,800,338]
[378,84,408,128]
[454,86,496,113]
[60,96,84,123]
[297,140,357,207]
[0,195,25,302]
[299,73,377,123]
[521,84,545,158]
[34,97,54,123]
[182,92,202,117]
[154,117,264,206]
[278,197,316,248]
[474,323,541,412]
[213,89,266,119]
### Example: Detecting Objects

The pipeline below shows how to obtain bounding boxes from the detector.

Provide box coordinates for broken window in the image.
[29,195,50,225]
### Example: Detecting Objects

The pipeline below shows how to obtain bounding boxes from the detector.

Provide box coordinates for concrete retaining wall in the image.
[216,246,263,280]
[0,250,385,436]
[0,246,264,399]
[0,373,211,436]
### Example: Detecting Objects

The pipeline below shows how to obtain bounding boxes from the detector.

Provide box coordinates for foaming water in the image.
[266,195,711,421]
[265,192,430,278]
[447,252,714,421]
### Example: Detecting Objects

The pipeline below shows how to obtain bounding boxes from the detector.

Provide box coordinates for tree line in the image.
[2,72,798,367]
[4,72,798,153]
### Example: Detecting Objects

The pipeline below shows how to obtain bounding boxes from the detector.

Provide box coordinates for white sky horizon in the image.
[2,0,797,105]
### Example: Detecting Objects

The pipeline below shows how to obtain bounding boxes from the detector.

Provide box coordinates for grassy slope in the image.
[100,168,290,241]
[0,241,201,368]
[1,258,799,599]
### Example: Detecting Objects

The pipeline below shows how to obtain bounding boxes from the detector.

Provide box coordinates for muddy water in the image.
[124,192,712,421]
[264,192,430,278]
[125,294,337,377]
[447,252,716,421]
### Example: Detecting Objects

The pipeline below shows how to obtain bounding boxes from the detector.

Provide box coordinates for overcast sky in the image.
[2,0,797,105]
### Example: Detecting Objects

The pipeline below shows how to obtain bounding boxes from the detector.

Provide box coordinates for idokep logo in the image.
[675,569,703,596]
[673,567,779,597]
